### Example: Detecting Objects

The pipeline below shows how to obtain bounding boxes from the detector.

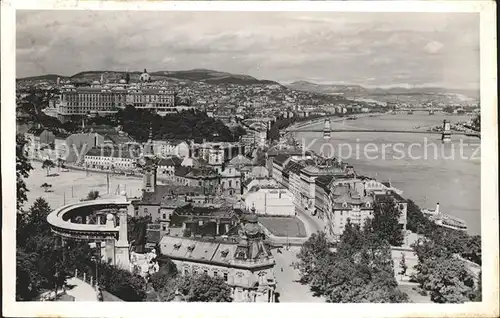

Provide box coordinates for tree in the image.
[86,190,100,200]
[42,159,55,176]
[294,229,407,303]
[150,259,178,292]
[176,274,233,302]
[16,134,33,210]
[398,253,408,277]
[472,270,482,301]
[415,256,475,303]
[56,158,65,171]
[16,198,70,300]
[406,199,436,235]
[371,202,404,246]
[462,235,481,265]
[41,183,52,192]
[96,262,147,301]
[293,231,332,284]
[412,238,475,303]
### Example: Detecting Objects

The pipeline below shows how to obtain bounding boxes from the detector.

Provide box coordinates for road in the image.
[293,203,324,236]
[65,277,98,301]
[271,247,324,303]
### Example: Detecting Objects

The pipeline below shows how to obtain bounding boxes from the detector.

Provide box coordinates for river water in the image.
[295,112,481,235]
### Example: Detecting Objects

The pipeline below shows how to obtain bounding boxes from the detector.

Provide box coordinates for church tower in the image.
[142,125,157,193]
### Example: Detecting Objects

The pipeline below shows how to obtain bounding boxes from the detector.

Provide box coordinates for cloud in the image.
[15,11,479,89]
[424,41,445,54]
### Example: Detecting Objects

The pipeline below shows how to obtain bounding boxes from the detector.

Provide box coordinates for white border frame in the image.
[2,1,498,317]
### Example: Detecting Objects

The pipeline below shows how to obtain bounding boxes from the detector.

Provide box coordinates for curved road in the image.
[294,203,324,236]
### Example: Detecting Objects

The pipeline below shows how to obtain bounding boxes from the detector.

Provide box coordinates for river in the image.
[295,112,481,235]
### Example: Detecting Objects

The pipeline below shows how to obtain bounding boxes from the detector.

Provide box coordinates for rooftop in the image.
[141,185,203,205]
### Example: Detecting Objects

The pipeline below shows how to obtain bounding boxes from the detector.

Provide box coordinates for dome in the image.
[140,69,150,82]
[245,223,260,236]
[119,79,127,84]
[106,213,114,221]
[92,80,100,85]
[120,190,127,196]
[246,214,258,223]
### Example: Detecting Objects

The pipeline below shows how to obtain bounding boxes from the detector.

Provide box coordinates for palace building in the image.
[55,69,194,122]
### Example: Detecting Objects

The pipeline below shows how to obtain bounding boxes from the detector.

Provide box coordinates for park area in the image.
[24,163,146,209]
[259,216,307,238]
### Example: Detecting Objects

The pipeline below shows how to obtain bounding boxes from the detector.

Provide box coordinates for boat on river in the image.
[422,203,468,232]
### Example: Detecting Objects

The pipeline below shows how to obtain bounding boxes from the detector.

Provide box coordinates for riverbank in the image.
[292,113,480,235]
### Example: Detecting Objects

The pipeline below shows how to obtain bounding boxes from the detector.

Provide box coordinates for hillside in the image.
[287,81,479,104]
[18,69,282,86]
[16,74,69,81]
[287,81,366,94]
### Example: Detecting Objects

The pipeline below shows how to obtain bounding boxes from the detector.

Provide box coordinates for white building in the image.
[220,165,242,197]
[244,186,295,217]
[84,146,136,171]
[153,140,190,158]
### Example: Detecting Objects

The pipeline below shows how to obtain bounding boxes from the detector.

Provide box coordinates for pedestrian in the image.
[281,267,283,272]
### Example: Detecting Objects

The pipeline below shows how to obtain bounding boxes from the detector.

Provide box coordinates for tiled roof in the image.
[185,167,219,179]
[159,236,274,270]
[315,175,335,192]
[273,154,290,166]
[174,166,190,177]
[141,185,201,205]
[26,127,46,136]
[104,133,135,145]
[284,161,304,175]
[229,154,252,166]
[158,156,183,167]
[174,204,235,219]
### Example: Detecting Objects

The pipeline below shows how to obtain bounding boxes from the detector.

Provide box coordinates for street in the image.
[293,202,324,236]
[271,247,324,303]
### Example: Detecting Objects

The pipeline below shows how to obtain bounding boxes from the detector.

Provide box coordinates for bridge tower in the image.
[323,118,331,140]
[441,119,451,143]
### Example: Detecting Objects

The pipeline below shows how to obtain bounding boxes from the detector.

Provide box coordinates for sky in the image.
[16,11,479,89]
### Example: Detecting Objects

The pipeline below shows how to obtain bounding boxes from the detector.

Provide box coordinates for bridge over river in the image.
[285,127,480,138]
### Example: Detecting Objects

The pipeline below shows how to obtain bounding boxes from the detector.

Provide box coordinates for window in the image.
[213,271,218,278]
[162,224,167,231]
[223,272,228,282]
[204,269,208,276]
[162,213,166,220]
[144,208,148,214]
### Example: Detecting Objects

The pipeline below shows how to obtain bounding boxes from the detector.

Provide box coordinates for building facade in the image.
[158,214,277,302]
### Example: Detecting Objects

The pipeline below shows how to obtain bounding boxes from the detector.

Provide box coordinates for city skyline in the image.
[17,11,479,90]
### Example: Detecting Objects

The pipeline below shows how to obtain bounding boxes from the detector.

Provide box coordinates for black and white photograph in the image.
[2,1,498,317]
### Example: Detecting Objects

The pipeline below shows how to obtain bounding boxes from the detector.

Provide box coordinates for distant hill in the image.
[152,69,282,86]
[287,81,366,94]
[18,69,282,86]
[286,81,479,102]
[16,74,68,81]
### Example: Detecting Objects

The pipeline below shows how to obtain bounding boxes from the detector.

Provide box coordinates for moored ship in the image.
[421,203,468,232]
